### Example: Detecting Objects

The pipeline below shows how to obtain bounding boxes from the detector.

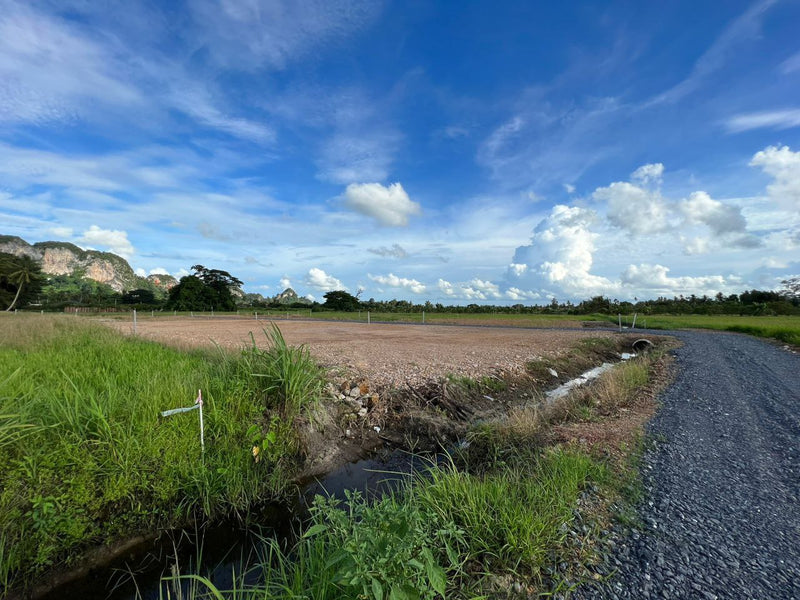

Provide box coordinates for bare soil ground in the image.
[104,317,613,389]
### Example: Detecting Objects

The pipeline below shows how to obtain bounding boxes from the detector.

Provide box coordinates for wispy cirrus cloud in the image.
[0,0,143,125]
[187,0,381,70]
[646,0,779,106]
[725,109,800,133]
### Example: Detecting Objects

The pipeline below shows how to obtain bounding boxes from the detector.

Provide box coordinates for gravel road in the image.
[576,331,800,599]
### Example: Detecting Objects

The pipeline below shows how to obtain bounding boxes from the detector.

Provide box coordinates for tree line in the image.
[1,254,798,316]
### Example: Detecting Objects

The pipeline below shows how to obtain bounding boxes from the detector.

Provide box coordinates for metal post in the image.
[422,310,425,324]
[618,313,622,332]
[631,313,638,329]
[133,309,137,334]
[367,311,370,324]
[197,389,205,455]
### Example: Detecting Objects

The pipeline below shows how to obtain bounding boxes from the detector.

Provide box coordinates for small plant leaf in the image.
[302,523,328,538]
[371,577,384,600]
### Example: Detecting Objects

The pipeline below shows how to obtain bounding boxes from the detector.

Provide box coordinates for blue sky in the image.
[1,0,799,303]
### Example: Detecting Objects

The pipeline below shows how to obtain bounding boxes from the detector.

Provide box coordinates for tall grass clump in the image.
[241,324,323,417]
[0,314,325,593]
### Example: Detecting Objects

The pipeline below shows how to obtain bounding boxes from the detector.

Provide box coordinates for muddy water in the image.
[38,447,425,600]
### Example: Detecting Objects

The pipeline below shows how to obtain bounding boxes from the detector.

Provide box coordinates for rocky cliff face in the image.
[146,273,177,291]
[273,287,311,305]
[0,235,144,293]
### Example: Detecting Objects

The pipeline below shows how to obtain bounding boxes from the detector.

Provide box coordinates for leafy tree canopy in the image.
[322,290,361,311]
[166,265,243,311]
[121,288,157,305]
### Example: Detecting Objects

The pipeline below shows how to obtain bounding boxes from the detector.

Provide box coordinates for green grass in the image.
[0,315,325,591]
[165,448,609,600]
[616,314,800,345]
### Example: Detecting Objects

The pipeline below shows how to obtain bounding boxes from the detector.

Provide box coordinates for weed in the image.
[243,324,323,417]
[445,373,507,394]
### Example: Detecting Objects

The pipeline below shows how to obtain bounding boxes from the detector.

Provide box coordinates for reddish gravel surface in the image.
[105,317,612,389]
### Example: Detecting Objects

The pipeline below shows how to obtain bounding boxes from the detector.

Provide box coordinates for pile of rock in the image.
[327,379,380,418]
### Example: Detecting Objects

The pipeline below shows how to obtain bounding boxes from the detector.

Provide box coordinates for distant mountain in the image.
[273,287,311,305]
[0,235,175,294]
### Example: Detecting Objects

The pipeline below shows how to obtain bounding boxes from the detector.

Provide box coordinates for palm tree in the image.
[3,256,40,311]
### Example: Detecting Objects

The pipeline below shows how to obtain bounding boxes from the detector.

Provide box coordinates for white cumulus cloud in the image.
[368,273,426,294]
[438,279,455,296]
[279,276,292,290]
[621,264,740,297]
[467,278,502,299]
[631,163,664,185]
[343,182,421,227]
[750,145,800,211]
[509,263,528,276]
[679,191,746,235]
[511,204,617,297]
[79,225,134,259]
[306,267,347,291]
[595,181,671,235]
[505,287,542,301]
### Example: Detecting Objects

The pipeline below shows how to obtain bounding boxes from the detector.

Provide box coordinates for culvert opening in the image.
[632,338,654,353]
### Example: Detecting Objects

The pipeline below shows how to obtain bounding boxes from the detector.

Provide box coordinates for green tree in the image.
[322,290,361,311]
[166,265,244,311]
[781,277,800,302]
[0,254,43,311]
[121,288,157,305]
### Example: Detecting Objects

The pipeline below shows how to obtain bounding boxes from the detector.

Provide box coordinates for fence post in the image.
[133,309,137,334]
[618,313,622,332]
[367,311,371,324]
[631,313,638,329]
[422,310,425,324]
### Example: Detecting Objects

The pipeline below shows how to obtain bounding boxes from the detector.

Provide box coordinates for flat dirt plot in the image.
[105,317,613,388]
